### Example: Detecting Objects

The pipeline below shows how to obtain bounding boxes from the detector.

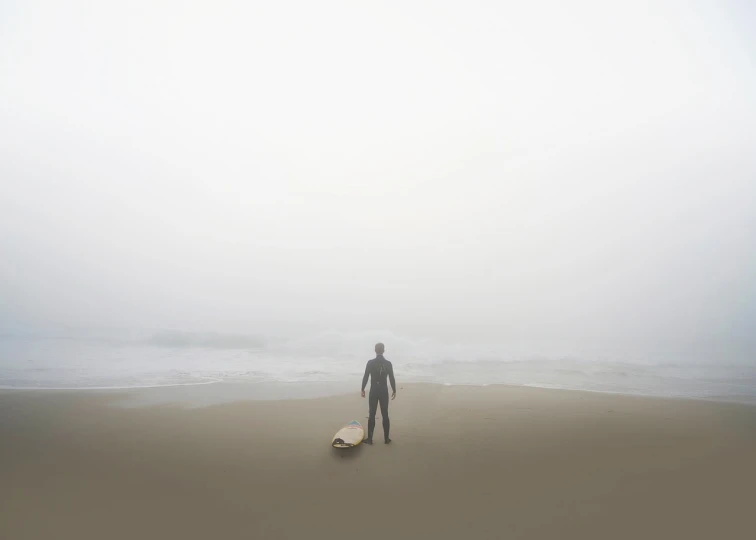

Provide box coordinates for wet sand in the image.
[1,384,754,539]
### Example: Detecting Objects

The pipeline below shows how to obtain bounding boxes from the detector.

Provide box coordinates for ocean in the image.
[1,331,754,405]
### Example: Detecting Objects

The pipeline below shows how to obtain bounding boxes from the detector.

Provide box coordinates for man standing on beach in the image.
[361,342,396,445]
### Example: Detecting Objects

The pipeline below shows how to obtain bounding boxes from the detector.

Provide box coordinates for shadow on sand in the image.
[330,442,367,461]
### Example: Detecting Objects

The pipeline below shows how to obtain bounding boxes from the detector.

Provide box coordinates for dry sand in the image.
[1,384,754,539]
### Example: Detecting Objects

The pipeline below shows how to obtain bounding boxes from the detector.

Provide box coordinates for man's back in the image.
[362,356,396,391]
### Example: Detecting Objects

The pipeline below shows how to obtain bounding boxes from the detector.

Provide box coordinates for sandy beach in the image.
[1,384,754,540]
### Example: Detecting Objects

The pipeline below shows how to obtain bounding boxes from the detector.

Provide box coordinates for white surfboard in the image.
[332,420,364,448]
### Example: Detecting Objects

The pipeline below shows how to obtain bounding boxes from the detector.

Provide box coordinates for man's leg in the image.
[367,390,379,443]
[378,390,390,443]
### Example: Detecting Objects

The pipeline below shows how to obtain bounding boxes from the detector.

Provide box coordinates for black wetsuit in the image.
[361,355,396,442]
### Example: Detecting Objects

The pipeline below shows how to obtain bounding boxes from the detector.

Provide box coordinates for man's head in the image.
[375,342,385,356]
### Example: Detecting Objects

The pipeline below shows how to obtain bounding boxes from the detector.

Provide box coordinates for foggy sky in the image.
[1,1,755,361]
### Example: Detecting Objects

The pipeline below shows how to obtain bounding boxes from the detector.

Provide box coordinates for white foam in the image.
[0,377,223,391]
[1,334,754,404]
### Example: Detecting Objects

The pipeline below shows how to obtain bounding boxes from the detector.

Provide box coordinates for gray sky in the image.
[1,1,754,360]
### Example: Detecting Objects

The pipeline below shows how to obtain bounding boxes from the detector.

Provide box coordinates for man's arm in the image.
[388,361,396,397]
[361,360,371,393]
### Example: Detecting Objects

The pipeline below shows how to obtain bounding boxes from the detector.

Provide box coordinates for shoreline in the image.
[1,379,755,408]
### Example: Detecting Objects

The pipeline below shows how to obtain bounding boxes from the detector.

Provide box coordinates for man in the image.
[361,342,396,445]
